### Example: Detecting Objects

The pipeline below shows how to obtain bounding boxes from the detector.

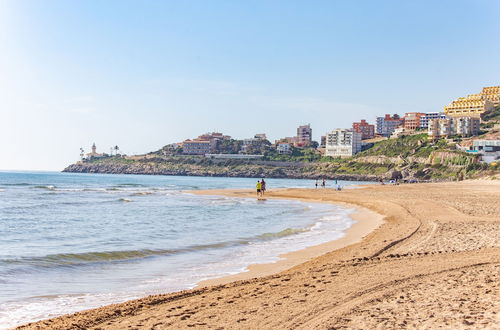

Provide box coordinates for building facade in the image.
[403,112,425,130]
[352,119,375,140]
[277,143,292,154]
[453,117,481,137]
[325,129,362,158]
[420,112,447,129]
[182,132,229,155]
[296,124,312,147]
[470,140,500,164]
[444,86,500,118]
[182,140,213,155]
[428,118,453,140]
[472,140,500,153]
[320,135,326,148]
[376,114,403,137]
[428,117,480,139]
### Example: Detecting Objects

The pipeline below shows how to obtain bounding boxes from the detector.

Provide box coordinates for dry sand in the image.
[18,180,500,329]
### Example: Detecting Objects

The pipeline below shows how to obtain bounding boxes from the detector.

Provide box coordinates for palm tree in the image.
[114,145,120,156]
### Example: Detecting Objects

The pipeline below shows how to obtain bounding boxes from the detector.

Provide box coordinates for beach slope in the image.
[18,181,500,329]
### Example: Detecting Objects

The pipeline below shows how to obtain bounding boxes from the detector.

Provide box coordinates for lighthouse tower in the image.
[91,143,97,154]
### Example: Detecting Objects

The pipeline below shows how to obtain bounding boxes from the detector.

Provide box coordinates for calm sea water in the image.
[0,171,367,328]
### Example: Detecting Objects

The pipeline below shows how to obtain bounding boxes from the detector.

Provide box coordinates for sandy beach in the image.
[18,180,500,329]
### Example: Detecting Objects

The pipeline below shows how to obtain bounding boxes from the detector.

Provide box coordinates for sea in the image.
[0,171,369,328]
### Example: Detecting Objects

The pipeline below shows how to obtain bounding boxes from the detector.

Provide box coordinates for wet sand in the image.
[18,180,500,329]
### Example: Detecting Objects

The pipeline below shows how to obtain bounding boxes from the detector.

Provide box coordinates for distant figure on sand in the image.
[261,178,266,196]
[315,180,318,189]
[256,180,262,198]
[322,178,326,188]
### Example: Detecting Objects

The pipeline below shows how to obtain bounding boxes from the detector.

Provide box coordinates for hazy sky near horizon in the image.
[1,0,500,170]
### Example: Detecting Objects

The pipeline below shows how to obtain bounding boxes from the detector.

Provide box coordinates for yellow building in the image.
[444,86,500,117]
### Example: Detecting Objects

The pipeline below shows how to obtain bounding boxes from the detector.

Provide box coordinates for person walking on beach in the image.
[321,178,326,188]
[260,178,266,196]
[256,180,262,198]
[315,180,318,189]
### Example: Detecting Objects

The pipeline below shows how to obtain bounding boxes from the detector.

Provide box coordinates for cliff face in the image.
[62,159,382,181]
[63,133,498,181]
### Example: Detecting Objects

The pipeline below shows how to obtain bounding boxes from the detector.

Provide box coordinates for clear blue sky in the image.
[1,0,499,170]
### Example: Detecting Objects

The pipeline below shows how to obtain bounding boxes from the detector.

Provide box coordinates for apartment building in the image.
[454,117,481,137]
[444,86,500,117]
[352,119,375,140]
[420,112,447,129]
[296,124,312,147]
[325,129,362,158]
[376,114,403,137]
[428,117,480,139]
[182,132,228,155]
[277,143,292,155]
[403,112,425,130]
[182,140,213,155]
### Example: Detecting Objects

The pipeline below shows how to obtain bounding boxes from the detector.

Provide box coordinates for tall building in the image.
[325,129,362,158]
[444,86,500,117]
[420,112,447,129]
[403,112,425,130]
[376,114,403,137]
[453,117,481,137]
[428,118,453,140]
[352,119,375,140]
[296,124,312,147]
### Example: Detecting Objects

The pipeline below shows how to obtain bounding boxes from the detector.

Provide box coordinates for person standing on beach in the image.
[315,180,318,189]
[261,178,266,196]
[256,180,262,197]
[322,178,326,188]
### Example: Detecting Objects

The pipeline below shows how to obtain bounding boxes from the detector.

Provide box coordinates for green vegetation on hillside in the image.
[357,134,445,158]
[481,105,500,122]
[263,147,321,162]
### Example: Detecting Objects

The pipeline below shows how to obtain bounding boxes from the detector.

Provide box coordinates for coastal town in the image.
[83,86,500,165]
[5,1,500,328]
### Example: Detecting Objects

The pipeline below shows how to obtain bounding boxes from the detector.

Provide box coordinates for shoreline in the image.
[193,189,384,288]
[18,181,500,329]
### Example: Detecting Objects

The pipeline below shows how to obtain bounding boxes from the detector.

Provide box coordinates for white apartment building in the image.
[325,129,362,158]
[454,117,481,137]
[277,143,292,154]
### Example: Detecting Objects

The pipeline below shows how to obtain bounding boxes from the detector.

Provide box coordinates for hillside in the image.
[63,134,499,182]
[481,104,500,123]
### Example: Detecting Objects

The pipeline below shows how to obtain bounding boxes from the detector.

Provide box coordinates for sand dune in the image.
[18,180,500,329]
